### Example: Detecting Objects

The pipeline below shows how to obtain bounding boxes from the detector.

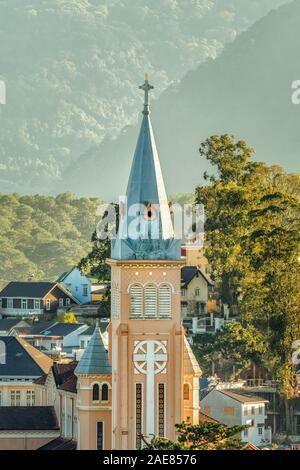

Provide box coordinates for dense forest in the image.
[64,0,300,199]
[0,192,100,289]
[0,0,287,195]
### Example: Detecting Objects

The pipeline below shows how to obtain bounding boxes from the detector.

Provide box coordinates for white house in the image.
[200,387,272,447]
[57,267,92,304]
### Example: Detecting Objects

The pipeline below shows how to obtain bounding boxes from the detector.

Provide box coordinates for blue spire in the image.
[75,324,111,375]
[111,75,181,260]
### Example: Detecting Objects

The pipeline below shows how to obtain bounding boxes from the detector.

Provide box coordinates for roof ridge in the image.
[16,336,53,375]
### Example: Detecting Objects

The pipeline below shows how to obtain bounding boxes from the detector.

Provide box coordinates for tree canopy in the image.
[0,192,100,290]
[195,134,300,431]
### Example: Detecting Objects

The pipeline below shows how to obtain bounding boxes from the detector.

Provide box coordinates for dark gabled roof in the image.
[34,373,48,386]
[52,361,78,387]
[11,326,34,336]
[38,437,77,450]
[58,374,77,394]
[75,326,111,375]
[0,336,52,377]
[0,406,59,431]
[26,321,56,335]
[181,266,213,288]
[0,318,29,331]
[0,281,56,298]
[41,322,85,337]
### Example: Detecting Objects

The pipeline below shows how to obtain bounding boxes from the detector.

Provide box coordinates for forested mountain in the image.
[0,0,287,194]
[61,0,300,199]
[0,192,100,289]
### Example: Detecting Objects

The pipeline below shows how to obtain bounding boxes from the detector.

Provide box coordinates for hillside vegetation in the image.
[0,192,100,289]
[62,0,300,199]
[0,0,287,194]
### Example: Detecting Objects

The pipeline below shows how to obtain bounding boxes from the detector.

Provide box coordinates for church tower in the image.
[75,325,112,450]
[106,75,194,450]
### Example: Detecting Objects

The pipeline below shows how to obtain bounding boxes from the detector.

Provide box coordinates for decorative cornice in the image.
[106,258,186,268]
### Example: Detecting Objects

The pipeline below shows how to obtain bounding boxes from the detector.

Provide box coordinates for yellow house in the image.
[181,266,214,318]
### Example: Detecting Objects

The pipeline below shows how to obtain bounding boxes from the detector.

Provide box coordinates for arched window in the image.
[183,383,190,400]
[159,284,171,317]
[144,284,157,317]
[92,384,99,401]
[101,383,109,401]
[130,284,143,317]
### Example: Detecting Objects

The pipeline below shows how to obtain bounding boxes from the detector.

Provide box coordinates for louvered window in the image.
[130,284,143,317]
[159,284,171,317]
[144,284,157,317]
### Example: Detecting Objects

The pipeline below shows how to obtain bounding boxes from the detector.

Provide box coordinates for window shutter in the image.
[130,285,143,317]
[144,284,157,317]
[159,284,171,317]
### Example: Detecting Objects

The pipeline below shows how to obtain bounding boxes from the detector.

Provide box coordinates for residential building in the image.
[57,267,92,304]
[0,318,30,335]
[0,406,60,450]
[0,336,52,407]
[34,361,78,442]
[181,266,213,318]
[200,387,271,447]
[18,322,88,357]
[0,282,80,317]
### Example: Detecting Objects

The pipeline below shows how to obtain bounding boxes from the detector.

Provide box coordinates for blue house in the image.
[57,267,91,304]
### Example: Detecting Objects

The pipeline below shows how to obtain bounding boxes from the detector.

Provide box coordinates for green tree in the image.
[195,135,300,434]
[57,312,78,324]
[151,421,246,450]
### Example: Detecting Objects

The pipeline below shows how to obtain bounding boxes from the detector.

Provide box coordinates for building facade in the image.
[0,282,79,317]
[57,267,92,304]
[74,76,202,450]
[200,387,271,447]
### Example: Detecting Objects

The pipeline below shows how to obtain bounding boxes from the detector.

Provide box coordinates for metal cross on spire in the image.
[139,73,154,115]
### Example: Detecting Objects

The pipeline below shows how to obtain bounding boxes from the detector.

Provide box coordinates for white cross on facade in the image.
[133,340,167,437]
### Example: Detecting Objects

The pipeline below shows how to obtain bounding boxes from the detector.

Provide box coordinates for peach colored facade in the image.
[76,374,112,450]
[74,258,201,450]
[106,258,200,449]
